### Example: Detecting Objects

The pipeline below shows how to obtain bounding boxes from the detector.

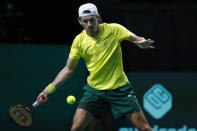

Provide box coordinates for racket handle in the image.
[32,101,39,108]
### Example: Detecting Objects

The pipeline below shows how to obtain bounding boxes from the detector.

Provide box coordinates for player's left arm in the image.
[127,32,155,49]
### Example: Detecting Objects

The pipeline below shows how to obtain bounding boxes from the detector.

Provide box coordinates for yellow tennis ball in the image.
[66,95,76,104]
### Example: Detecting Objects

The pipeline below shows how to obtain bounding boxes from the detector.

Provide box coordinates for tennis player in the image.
[36,3,154,131]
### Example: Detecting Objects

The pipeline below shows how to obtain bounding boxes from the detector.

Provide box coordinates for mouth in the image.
[87,27,92,30]
[87,26,94,31]
[87,29,94,33]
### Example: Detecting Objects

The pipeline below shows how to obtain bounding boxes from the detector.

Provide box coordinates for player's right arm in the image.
[37,58,79,103]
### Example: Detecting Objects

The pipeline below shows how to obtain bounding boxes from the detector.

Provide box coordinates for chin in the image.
[87,31,95,35]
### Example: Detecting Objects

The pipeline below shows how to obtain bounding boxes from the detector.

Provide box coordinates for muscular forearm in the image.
[51,67,73,89]
[132,36,145,44]
[37,59,78,102]
[37,67,73,102]
[128,35,154,49]
[42,58,78,95]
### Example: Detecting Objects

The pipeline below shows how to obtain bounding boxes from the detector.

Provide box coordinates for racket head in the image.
[8,104,33,127]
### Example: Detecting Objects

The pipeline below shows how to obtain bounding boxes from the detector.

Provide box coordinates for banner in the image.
[115,72,197,131]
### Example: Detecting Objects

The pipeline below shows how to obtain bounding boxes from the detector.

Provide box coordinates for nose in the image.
[87,22,93,30]
[88,21,93,26]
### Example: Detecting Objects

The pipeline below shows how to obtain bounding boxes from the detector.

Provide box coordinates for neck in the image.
[87,25,100,37]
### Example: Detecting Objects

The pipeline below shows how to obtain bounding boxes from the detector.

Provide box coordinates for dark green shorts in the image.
[78,83,141,119]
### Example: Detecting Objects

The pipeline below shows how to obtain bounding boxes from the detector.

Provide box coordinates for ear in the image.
[97,14,102,24]
[78,18,82,25]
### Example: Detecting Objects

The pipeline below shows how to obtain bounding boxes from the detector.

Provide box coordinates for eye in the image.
[89,18,95,23]
[82,19,88,23]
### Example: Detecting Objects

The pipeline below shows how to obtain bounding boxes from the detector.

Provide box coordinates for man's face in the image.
[79,15,100,36]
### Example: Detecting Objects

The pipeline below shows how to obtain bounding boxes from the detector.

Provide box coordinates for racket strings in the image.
[12,109,28,124]
[9,105,33,127]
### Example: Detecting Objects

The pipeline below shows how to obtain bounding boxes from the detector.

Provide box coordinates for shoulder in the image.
[102,23,126,31]
[103,23,124,27]
[101,22,119,28]
[99,23,120,33]
[73,30,86,43]
[111,23,126,30]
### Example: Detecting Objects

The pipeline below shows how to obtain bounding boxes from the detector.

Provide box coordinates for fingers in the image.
[39,95,47,102]
[148,45,155,49]
[143,39,155,49]
[145,39,154,44]
[136,38,155,49]
[37,91,48,104]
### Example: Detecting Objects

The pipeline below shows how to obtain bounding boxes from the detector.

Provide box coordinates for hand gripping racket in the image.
[8,97,45,127]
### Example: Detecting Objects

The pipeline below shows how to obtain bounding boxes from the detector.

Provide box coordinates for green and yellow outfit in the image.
[69,23,141,119]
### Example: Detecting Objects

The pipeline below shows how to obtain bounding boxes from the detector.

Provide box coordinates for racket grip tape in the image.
[32,97,46,108]
[32,101,39,108]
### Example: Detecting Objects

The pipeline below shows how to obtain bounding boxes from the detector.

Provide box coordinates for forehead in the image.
[80,15,98,21]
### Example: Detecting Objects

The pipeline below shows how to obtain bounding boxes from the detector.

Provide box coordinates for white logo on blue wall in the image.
[143,83,172,119]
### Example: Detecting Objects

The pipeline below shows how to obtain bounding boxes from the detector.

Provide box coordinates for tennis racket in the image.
[8,97,45,127]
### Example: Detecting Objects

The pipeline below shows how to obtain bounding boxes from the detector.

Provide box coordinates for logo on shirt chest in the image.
[104,41,107,46]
